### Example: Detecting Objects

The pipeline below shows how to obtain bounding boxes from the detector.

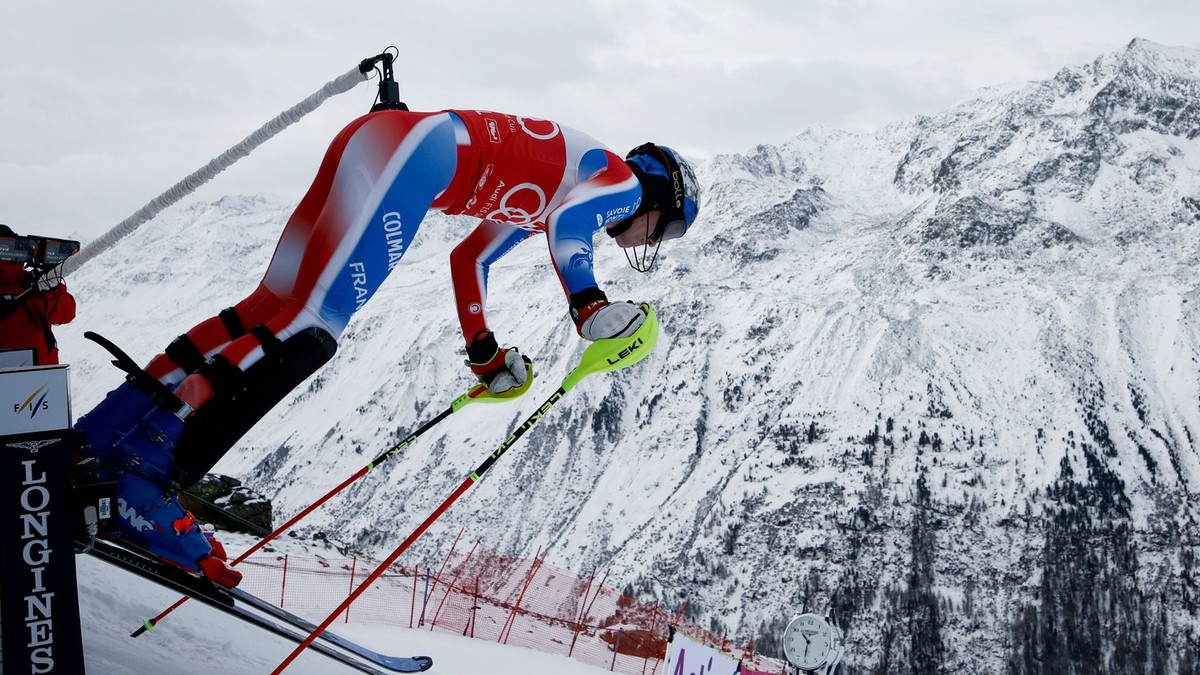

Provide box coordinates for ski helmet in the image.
[623,142,701,241]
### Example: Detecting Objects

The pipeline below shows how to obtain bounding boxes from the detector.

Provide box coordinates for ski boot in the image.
[74,325,338,588]
[76,401,242,588]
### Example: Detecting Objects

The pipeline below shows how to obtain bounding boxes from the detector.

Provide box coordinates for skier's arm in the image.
[545,168,642,337]
[450,219,535,392]
[449,219,533,345]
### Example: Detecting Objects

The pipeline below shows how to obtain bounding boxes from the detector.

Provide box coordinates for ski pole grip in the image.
[564,303,659,391]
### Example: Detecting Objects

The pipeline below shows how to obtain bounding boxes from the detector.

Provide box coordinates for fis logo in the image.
[13,384,51,418]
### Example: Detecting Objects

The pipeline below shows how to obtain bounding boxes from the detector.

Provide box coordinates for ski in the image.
[228,586,431,673]
[83,539,433,674]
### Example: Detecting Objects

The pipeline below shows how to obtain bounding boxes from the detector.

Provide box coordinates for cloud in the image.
[562,57,969,159]
[1,0,1198,242]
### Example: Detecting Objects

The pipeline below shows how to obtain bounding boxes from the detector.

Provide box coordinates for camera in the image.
[0,225,81,268]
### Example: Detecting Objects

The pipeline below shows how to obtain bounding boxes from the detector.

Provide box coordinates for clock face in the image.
[782,613,833,670]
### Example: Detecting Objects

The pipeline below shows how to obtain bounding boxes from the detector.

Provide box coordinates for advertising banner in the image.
[665,628,741,675]
[1,365,85,673]
[0,365,72,435]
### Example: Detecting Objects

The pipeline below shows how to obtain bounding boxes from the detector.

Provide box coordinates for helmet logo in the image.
[671,170,684,209]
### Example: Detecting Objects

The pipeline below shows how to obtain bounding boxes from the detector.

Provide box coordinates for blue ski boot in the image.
[76,397,242,588]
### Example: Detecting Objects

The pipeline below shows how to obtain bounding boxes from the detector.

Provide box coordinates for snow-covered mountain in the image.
[57,38,1199,673]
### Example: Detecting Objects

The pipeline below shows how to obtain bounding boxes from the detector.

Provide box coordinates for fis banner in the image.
[0,365,72,436]
[665,628,741,675]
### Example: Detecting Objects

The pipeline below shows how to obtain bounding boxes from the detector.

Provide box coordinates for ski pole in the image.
[130,368,532,638]
[271,304,660,675]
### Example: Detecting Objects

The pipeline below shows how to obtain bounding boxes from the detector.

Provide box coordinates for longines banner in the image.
[1,365,85,673]
[665,628,741,675]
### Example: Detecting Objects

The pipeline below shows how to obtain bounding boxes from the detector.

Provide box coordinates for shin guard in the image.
[173,327,338,488]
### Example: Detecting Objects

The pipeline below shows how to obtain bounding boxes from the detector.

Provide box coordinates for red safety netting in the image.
[233,532,786,674]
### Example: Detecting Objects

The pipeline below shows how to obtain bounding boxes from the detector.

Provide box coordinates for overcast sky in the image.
[2,0,1198,242]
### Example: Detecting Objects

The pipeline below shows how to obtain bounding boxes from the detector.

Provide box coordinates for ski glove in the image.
[467,330,529,395]
[574,300,646,341]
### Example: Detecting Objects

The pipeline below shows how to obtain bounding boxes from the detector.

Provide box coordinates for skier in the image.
[0,224,78,365]
[74,108,701,588]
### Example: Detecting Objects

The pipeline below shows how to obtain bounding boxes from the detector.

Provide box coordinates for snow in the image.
[77,552,615,675]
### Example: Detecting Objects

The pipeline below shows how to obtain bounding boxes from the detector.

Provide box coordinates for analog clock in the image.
[782,613,834,672]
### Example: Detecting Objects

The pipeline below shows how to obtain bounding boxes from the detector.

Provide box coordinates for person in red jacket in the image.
[0,225,77,365]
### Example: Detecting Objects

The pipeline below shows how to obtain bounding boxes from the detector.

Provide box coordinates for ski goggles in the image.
[652,216,688,242]
[604,211,686,243]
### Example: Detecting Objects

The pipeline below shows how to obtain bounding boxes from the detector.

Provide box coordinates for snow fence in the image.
[232,535,787,674]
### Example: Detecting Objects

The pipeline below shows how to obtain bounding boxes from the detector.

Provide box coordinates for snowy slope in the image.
[56,38,1200,673]
[76,550,614,675]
